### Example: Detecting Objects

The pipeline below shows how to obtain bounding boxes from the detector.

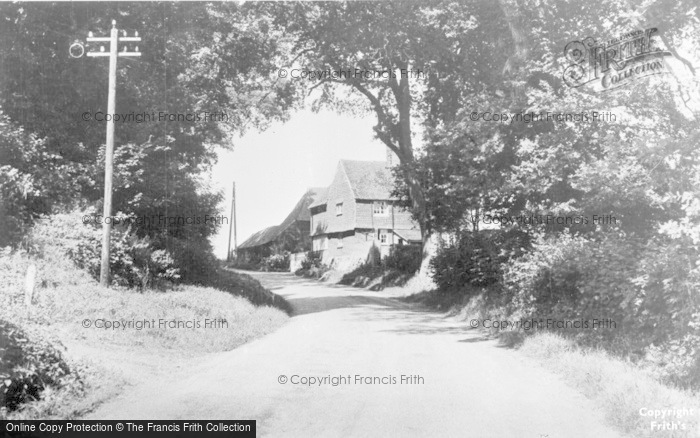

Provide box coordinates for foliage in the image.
[503,231,700,389]
[0,321,76,412]
[0,113,88,247]
[431,230,530,292]
[300,250,324,271]
[340,244,423,288]
[295,250,329,279]
[269,1,516,255]
[382,245,422,275]
[29,210,180,289]
[205,268,292,313]
[262,252,290,272]
[0,2,295,276]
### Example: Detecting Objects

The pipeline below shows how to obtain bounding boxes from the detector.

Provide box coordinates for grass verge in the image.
[406,288,700,438]
[519,333,700,438]
[0,250,290,419]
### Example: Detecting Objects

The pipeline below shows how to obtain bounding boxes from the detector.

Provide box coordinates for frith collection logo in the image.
[563,28,673,91]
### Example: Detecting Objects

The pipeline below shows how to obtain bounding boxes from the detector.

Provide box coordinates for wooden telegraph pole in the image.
[83,21,141,286]
[227,182,238,261]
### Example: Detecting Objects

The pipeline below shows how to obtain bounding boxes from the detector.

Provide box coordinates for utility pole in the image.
[78,20,141,286]
[227,182,238,261]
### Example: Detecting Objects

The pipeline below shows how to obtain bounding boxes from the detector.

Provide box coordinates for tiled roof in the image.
[238,225,280,249]
[341,160,395,200]
[238,187,325,249]
[278,187,325,229]
[392,228,422,242]
[309,160,396,209]
[308,187,329,209]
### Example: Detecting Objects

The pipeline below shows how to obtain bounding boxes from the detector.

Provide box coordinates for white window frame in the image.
[322,237,329,250]
[379,231,389,245]
[337,238,344,249]
[373,201,388,216]
[336,202,343,216]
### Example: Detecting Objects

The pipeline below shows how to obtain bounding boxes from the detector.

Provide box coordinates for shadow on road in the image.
[240,270,499,343]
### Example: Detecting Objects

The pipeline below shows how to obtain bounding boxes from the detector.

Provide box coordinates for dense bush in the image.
[340,244,423,287]
[261,252,290,272]
[0,113,86,247]
[29,210,180,289]
[0,321,76,412]
[383,245,422,274]
[503,231,700,389]
[295,250,328,278]
[430,229,530,292]
[300,250,324,271]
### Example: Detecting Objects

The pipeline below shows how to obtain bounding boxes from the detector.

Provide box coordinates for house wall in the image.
[308,161,420,271]
[314,231,373,271]
[355,201,417,231]
[311,162,357,237]
[289,252,306,272]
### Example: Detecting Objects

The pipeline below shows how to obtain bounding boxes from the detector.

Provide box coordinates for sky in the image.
[209,109,388,259]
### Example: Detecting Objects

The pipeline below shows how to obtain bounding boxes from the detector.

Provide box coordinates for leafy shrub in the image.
[339,244,423,287]
[0,321,76,412]
[0,112,86,247]
[164,236,214,285]
[30,210,180,289]
[300,250,323,271]
[262,252,290,272]
[383,245,422,275]
[504,231,700,389]
[295,250,329,278]
[430,229,530,292]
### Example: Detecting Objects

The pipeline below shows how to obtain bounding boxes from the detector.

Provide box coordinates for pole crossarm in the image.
[87,53,142,57]
[75,19,142,287]
[86,21,141,59]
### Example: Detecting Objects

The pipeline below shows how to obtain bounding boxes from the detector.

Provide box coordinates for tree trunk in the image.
[394,74,435,287]
[355,59,437,288]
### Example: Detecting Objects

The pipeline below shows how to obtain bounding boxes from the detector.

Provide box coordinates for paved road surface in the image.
[87,271,621,438]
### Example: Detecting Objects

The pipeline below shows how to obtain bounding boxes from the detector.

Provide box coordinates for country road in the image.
[87,271,622,438]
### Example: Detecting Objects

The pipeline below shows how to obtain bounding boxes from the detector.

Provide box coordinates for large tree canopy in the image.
[0,2,299,278]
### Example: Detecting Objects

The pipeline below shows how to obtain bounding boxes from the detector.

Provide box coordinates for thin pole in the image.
[99,21,118,286]
[227,181,236,261]
[233,182,238,256]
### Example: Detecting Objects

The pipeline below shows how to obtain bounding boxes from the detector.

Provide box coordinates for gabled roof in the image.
[238,225,280,249]
[341,160,395,200]
[278,187,325,229]
[309,187,329,209]
[309,160,395,209]
[392,228,422,243]
[238,187,325,250]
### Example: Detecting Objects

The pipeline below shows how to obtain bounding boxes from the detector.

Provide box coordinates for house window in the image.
[373,201,388,216]
[322,237,329,250]
[379,231,389,245]
[337,238,344,249]
[336,202,343,216]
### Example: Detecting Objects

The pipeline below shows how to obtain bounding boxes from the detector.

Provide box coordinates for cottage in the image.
[309,160,421,270]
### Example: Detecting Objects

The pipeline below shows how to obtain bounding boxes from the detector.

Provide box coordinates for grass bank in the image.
[405,289,700,438]
[0,250,290,420]
[520,333,699,438]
